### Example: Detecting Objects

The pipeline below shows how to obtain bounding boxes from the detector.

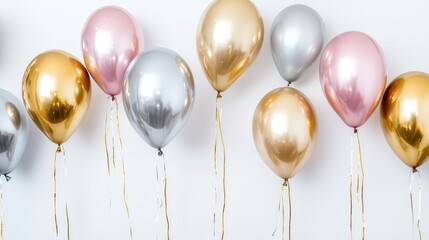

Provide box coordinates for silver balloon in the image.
[123,48,195,149]
[0,89,29,177]
[270,4,324,83]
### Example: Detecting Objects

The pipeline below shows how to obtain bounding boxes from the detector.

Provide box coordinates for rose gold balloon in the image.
[380,72,429,168]
[253,87,317,179]
[197,0,264,93]
[82,6,144,96]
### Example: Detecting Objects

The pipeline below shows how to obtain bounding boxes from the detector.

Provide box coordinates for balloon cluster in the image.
[253,4,323,181]
[0,1,429,240]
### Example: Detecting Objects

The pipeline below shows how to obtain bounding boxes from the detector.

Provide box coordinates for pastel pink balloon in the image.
[82,6,144,96]
[319,31,386,128]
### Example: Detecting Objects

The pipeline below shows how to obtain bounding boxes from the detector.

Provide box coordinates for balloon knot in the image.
[158,148,163,156]
[111,95,115,101]
[353,127,358,133]
[413,167,418,173]
[287,81,291,87]
[56,145,62,153]
[216,92,222,99]
[4,174,11,182]
[283,179,288,186]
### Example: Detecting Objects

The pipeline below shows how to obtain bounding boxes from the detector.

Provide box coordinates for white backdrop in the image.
[1,0,429,239]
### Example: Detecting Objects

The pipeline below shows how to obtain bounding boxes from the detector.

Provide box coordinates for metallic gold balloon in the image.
[380,72,429,168]
[253,87,317,179]
[197,0,264,93]
[22,50,91,145]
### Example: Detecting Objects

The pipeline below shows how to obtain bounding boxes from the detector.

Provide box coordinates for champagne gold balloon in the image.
[197,0,264,93]
[253,87,317,179]
[22,50,91,145]
[380,72,429,168]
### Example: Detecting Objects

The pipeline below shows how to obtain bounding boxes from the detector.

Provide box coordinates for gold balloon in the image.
[253,87,317,179]
[380,71,429,168]
[197,0,264,93]
[22,50,91,145]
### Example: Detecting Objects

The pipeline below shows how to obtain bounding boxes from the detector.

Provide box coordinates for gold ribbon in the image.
[156,149,170,240]
[105,97,133,239]
[213,93,226,240]
[54,145,70,240]
[115,98,133,239]
[350,129,365,240]
[272,179,292,240]
[410,168,422,240]
[0,178,3,240]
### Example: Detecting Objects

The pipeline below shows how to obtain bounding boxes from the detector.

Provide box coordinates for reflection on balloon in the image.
[319,31,386,128]
[0,89,29,177]
[253,87,317,180]
[381,72,429,168]
[123,47,195,149]
[82,5,144,96]
[22,50,91,145]
[271,4,324,83]
[197,0,264,93]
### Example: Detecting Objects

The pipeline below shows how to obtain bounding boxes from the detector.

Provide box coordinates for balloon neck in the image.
[413,167,418,173]
[3,174,11,182]
[287,81,291,87]
[111,95,116,101]
[158,148,164,156]
[56,144,62,153]
[216,92,222,99]
[353,127,358,133]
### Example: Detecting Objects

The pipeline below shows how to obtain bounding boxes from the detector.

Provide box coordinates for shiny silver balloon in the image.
[0,89,29,177]
[271,4,324,83]
[123,48,195,149]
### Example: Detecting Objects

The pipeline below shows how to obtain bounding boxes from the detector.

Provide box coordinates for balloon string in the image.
[156,150,170,240]
[0,174,8,240]
[287,181,291,240]
[350,129,365,240]
[214,93,226,240]
[104,104,111,176]
[355,129,365,240]
[282,183,285,240]
[54,146,60,240]
[283,180,291,240]
[272,179,291,240]
[105,100,112,211]
[213,96,219,238]
[349,134,354,240]
[155,152,161,240]
[61,145,70,240]
[115,98,133,239]
[0,178,3,240]
[409,168,422,240]
[110,98,116,169]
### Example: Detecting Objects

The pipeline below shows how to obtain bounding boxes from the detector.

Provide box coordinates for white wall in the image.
[1,0,429,239]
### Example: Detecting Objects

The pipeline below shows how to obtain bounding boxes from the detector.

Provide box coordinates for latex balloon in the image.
[22,50,91,145]
[82,6,144,96]
[320,31,386,128]
[253,87,317,179]
[197,0,264,93]
[123,48,195,149]
[271,4,324,83]
[0,89,29,176]
[380,72,429,168]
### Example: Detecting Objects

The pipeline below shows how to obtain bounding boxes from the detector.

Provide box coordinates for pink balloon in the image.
[82,6,144,96]
[319,31,386,128]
